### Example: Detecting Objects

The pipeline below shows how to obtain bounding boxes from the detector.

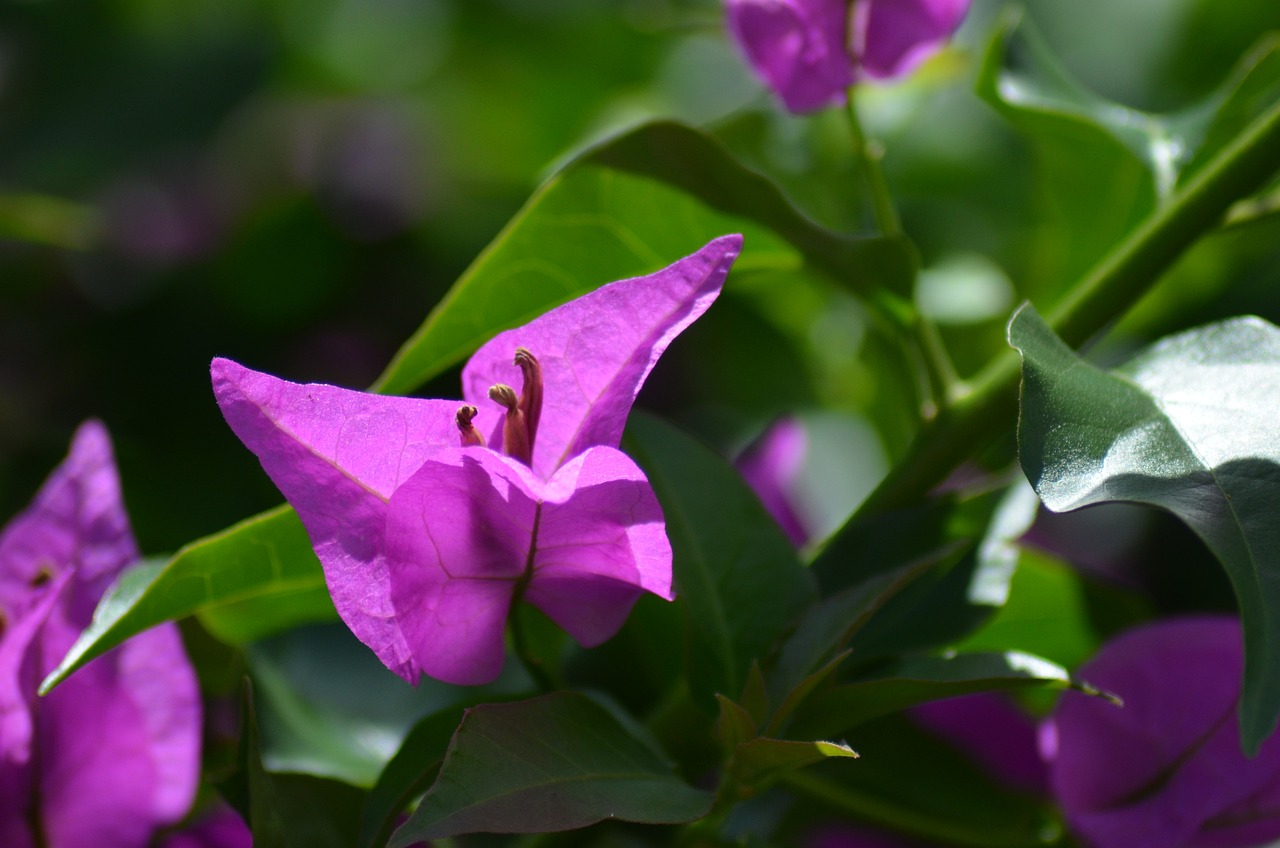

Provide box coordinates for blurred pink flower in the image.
[725,0,970,113]
[0,423,201,847]
[735,417,811,546]
[1044,616,1280,848]
[213,236,742,686]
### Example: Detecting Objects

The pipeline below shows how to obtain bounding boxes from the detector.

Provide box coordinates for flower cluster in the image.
[213,235,743,686]
[725,0,971,112]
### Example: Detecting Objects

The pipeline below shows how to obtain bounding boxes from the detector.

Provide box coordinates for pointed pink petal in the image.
[0,574,67,767]
[211,358,478,680]
[385,449,538,685]
[853,0,970,81]
[461,235,742,480]
[1047,617,1280,848]
[525,446,672,647]
[0,421,138,627]
[725,0,854,113]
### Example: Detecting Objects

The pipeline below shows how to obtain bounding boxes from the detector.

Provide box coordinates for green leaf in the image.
[784,714,1058,847]
[0,192,100,249]
[41,505,334,694]
[715,695,759,752]
[732,738,857,789]
[373,121,914,395]
[358,706,468,848]
[389,692,713,842]
[1011,303,1280,753]
[224,681,368,848]
[623,413,817,707]
[789,650,1082,740]
[248,623,489,789]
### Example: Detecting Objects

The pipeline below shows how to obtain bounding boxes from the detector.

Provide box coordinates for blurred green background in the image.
[2,0,1278,569]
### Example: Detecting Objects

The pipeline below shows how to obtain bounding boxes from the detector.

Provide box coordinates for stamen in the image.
[489,383,531,465]
[513,348,543,454]
[456,405,486,448]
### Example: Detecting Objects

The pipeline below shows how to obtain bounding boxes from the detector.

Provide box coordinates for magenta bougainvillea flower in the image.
[212,235,743,686]
[913,693,1049,796]
[725,0,971,112]
[0,422,201,848]
[1043,617,1280,848]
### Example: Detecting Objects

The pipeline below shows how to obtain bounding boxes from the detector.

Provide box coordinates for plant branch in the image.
[843,96,1280,521]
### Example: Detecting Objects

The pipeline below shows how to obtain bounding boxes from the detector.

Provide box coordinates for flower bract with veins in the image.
[212,235,743,686]
[0,422,201,848]
[725,0,971,113]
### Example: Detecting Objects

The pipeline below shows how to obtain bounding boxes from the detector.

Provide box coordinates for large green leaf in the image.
[40,506,334,693]
[373,120,914,395]
[1011,303,1280,753]
[623,413,817,708]
[389,692,713,842]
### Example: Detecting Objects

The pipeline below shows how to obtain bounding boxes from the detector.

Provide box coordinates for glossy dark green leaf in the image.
[41,505,334,694]
[789,651,1081,740]
[389,693,713,842]
[373,121,914,395]
[1011,303,1280,753]
[623,413,817,707]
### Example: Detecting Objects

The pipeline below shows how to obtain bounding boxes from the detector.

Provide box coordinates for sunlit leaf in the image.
[1011,303,1280,753]
[373,121,914,396]
[41,506,334,693]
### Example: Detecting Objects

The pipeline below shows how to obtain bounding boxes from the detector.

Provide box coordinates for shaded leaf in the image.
[41,506,334,693]
[732,738,857,788]
[1011,303,1280,753]
[789,651,1086,740]
[373,121,914,396]
[785,714,1058,847]
[624,413,817,707]
[389,692,712,842]
[716,694,759,752]
[358,706,467,848]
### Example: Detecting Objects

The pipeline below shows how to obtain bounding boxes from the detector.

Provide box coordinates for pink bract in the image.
[0,422,201,848]
[212,235,743,686]
[1044,616,1280,848]
[725,0,971,113]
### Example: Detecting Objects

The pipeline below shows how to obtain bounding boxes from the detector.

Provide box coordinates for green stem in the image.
[846,95,1280,521]
[846,93,901,235]
[846,90,959,414]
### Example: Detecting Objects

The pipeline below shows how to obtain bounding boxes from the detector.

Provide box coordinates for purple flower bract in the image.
[0,422,201,848]
[725,0,971,113]
[1044,616,1280,848]
[212,235,743,686]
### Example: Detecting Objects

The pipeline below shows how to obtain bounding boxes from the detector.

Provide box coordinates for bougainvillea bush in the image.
[4,0,1280,845]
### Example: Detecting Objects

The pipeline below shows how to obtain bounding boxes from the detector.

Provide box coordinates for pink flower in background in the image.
[160,802,251,848]
[913,693,1049,796]
[0,422,201,848]
[213,236,743,686]
[736,418,811,546]
[1044,617,1280,848]
[725,0,971,113]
